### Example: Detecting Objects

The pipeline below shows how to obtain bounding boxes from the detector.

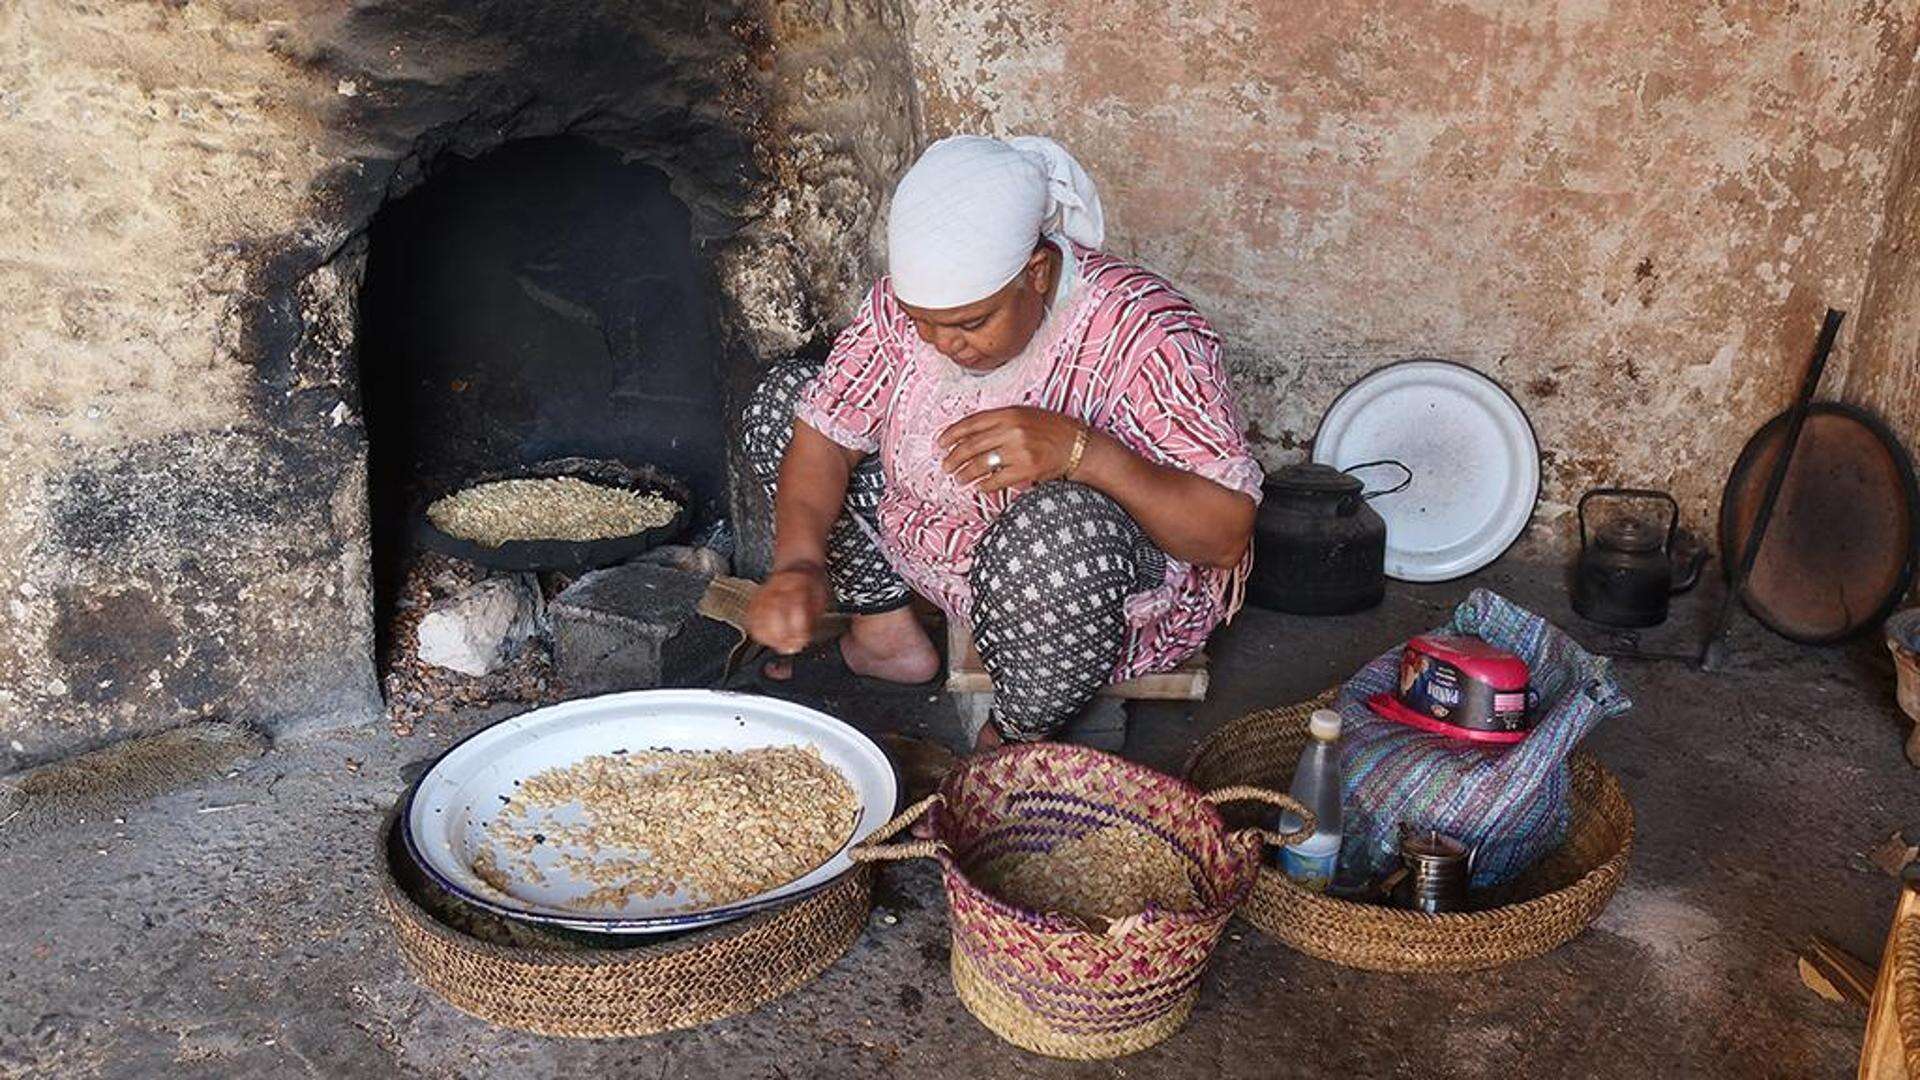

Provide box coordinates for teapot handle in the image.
[1577,487,1680,552]
[1342,460,1413,502]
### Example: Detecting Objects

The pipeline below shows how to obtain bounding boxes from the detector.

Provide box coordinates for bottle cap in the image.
[1308,709,1342,740]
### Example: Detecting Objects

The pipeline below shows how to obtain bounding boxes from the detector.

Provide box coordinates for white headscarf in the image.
[886,135,1105,310]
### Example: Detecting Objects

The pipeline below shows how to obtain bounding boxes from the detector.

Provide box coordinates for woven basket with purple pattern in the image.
[852,742,1311,1059]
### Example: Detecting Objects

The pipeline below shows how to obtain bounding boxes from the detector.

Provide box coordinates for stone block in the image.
[550,563,737,694]
[631,544,730,579]
[415,575,543,677]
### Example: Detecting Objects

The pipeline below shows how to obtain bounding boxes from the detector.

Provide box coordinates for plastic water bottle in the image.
[1275,709,1344,891]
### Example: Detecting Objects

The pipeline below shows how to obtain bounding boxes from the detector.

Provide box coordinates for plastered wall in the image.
[907,0,1920,540]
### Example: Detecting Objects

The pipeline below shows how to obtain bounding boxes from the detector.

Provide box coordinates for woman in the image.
[743,135,1262,751]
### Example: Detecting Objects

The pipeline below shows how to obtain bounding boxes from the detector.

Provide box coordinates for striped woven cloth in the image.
[1334,588,1631,888]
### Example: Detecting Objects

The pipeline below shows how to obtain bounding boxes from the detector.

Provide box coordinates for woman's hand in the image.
[941,405,1255,569]
[746,564,830,655]
[939,406,1086,493]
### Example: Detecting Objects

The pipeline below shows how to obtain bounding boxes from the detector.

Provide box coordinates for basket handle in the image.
[1203,785,1318,848]
[848,794,948,863]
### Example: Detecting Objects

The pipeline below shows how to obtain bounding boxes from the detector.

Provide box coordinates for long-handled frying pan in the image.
[1699,309,1843,670]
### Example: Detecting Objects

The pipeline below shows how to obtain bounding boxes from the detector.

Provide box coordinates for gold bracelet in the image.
[1063,424,1089,480]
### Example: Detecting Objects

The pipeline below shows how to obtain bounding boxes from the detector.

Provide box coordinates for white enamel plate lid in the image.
[1311,359,1539,582]
[403,689,897,935]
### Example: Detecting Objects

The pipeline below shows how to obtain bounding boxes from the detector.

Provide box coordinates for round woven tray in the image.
[378,813,872,1037]
[1184,695,1635,973]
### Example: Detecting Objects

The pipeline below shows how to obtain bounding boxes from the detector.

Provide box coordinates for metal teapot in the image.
[1249,460,1411,615]
[1572,488,1706,628]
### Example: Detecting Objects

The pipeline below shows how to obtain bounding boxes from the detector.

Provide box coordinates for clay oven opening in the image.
[2,0,923,774]
[356,136,729,676]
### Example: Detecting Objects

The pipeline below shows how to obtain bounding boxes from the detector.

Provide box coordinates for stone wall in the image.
[905,0,1920,544]
[0,0,917,768]
[1851,60,1920,448]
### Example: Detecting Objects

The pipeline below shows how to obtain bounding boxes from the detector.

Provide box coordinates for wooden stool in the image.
[1861,879,1920,1078]
[945,620,1210,734]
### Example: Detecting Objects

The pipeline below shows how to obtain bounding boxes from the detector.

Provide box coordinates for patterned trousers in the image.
[743,359,1168,741]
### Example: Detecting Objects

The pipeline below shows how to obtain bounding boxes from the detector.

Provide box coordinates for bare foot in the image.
[839,607,941,684]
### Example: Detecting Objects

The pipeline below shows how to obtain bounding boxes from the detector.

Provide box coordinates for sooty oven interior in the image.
[207,0,919,730]
[354,134,735,705]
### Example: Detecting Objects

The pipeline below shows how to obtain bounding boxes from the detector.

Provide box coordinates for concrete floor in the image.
[3,560,1916,1078]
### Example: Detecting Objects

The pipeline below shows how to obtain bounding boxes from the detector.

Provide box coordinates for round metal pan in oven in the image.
[416,455,691,573]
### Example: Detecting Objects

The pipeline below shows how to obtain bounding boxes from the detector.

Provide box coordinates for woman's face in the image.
[898,245,1055,372]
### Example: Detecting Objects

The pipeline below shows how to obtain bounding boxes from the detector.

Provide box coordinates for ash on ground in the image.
[380,551,562,735]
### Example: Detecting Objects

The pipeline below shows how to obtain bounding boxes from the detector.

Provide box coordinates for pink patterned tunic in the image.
[796,243,1264,681]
